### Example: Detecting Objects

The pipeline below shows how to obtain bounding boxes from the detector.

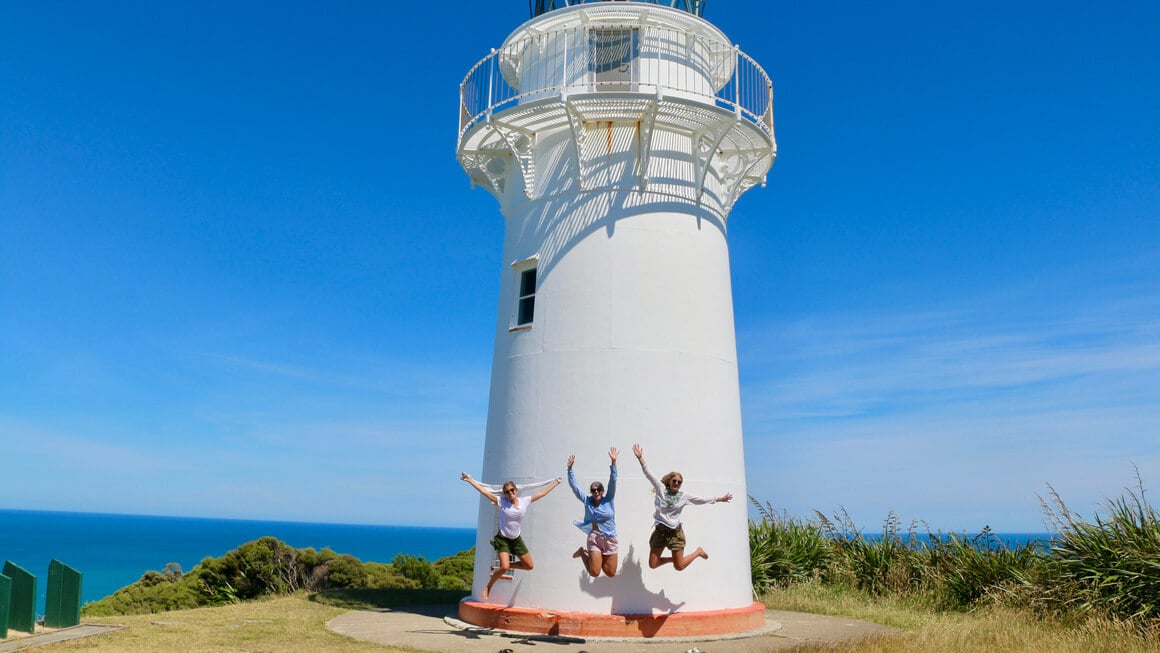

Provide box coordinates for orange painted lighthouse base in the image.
[458,599,766,639]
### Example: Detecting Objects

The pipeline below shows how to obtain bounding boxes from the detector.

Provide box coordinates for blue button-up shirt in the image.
[568,465,617,537]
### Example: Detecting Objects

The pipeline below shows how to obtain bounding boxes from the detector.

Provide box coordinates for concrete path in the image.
[328,605,897,652]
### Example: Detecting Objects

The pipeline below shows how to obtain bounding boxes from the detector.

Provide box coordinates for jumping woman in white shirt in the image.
[632,443,732,571]
[461,472,560,599]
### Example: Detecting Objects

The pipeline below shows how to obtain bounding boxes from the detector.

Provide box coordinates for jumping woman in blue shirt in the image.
[567,447,619,577]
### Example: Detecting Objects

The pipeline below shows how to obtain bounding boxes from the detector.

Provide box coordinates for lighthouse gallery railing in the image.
[459,26,773,141]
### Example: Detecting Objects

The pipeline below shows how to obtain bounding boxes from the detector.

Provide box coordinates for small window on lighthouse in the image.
[588,27,639,90]
[516,267,537,327]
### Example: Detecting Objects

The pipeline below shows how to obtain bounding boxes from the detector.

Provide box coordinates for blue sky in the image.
[2,1,1157,531]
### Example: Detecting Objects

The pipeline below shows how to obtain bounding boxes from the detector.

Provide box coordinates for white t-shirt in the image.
[498,494,530,538]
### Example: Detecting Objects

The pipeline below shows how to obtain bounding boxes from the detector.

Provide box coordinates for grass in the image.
[25,584,1160,652]
[764,583,1160,653]
[39,594,416,652]
[310,588,468,610]
[761,578,933,631]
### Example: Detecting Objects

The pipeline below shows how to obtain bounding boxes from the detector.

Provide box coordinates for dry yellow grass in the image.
[790,610,1157,653]
[27,586,1160,652]
[37,595,412,652]
[764,583,1160,653]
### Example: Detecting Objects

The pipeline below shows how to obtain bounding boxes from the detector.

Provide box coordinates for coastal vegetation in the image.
[66,474,1157,651]
[82,539,472,616]
[749,471,1160,648]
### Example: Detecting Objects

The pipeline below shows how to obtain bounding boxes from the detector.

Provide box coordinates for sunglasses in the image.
[504,488,518,494]
[590,487,604,494]
[669,479,683,486]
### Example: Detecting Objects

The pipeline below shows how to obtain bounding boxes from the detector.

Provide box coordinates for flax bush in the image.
[922,527,1042,609]
[1040,469,1160,628]
[750,468,1158,638]
[748,498,834,594]
[816,509,927,596]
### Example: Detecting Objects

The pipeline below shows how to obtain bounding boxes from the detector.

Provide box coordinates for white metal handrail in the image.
[459,25,773,141]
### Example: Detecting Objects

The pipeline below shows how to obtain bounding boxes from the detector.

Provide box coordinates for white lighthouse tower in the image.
[456,0,775,637]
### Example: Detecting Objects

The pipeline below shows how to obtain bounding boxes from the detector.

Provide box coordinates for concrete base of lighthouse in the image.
[458,599,766,639]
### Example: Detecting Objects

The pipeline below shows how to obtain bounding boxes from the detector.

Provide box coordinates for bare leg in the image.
[648,547,672,569]
[483,552,511,599]
[671,547,707,571]
[574,546,590,572]
[511,552,534,571]
[602,553,619,577]
[586,549,604,577]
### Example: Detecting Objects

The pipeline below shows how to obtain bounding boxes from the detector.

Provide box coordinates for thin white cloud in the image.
[0,343,490,525]
[739,267,1160,531]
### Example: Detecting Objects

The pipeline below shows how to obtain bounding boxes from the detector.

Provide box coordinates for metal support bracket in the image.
[488,115,537,198]
[563,95,590,191]
[691,114,738,204]
[636,95,660,190]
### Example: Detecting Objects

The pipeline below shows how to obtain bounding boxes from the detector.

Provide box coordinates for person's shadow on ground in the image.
[578,544,685,635]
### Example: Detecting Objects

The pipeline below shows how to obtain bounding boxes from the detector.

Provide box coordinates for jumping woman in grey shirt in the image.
[632,443,732,571]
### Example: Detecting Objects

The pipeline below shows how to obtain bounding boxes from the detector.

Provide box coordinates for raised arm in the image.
[605,447,619,500]
[632,444,663,492]
[460,472,498,505]
[566,455,586,502]
[530,477,562,502]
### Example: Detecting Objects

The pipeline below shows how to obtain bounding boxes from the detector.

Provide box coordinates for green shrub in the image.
[363,561,419,589]
[322,553,370,589]
[433,548,475,589]
[83,564,204,616]
[83,539,475,616]
[437,575,469,591]
[191,537,301,600]
[391,553,438,589]
[748,499,834,595]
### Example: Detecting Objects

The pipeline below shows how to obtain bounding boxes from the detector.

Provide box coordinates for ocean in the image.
[0,509,475,606]
[858,531,1053,550]
[0,509,1053,611]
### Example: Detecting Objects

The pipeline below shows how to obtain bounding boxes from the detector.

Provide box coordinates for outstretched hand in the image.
[567,454,575,469]
[632,443,644,464]
[460,472,472,482]
[720,492,734,503]
[609,447,619,464]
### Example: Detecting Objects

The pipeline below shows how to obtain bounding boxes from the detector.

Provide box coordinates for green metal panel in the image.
[1,561,36,634]
[45,559,83,628]
[0,573,11,639]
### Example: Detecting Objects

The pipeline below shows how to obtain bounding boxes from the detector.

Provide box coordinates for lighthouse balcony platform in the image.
[457,9,775,208]
[458,20,773,143]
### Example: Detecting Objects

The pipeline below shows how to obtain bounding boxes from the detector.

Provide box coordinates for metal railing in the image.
[531,0,706,18]
[459,25,773,140]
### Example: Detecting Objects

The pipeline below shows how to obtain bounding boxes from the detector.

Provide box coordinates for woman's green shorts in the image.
[491,533,529,556]
[648,524,686,551]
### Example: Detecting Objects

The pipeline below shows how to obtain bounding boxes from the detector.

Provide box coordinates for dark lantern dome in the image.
[531,0,705,19]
